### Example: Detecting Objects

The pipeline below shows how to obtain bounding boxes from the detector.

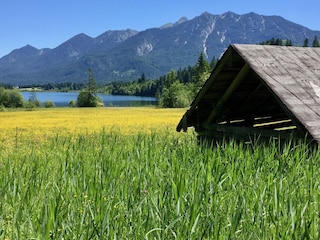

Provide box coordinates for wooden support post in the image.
[180,114,188,132]
[204,63,250,124]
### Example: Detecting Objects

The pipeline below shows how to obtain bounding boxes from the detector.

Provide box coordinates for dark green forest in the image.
[101,53,217,107]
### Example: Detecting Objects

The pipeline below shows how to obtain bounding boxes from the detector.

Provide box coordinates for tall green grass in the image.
[0,130,319,239]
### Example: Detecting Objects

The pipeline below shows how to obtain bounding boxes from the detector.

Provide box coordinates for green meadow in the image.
[0,109,319,239]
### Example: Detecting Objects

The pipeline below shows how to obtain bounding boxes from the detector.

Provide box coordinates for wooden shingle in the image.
[177,44,320,144]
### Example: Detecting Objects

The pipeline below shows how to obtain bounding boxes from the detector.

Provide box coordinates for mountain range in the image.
[1,11,320,85]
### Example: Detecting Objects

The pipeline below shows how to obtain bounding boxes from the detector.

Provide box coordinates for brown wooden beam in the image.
[204,63,250,124]
[254,119,295,130]
[200,123,301,140]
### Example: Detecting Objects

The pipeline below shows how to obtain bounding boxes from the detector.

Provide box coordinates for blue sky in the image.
[1,0,319,57]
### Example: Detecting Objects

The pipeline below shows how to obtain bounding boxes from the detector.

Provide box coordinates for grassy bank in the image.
[0,108,319,239]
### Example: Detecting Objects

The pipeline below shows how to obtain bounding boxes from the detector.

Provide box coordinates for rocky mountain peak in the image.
[0,12,319,85]
[175,17,188,25]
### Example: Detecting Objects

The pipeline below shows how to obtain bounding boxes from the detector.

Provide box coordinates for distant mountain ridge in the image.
[1,11,320,85]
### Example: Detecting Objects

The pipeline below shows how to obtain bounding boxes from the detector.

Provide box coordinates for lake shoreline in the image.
[20,91,158,107]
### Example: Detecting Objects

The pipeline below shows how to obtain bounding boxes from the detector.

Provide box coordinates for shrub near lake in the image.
[0,108,320,239]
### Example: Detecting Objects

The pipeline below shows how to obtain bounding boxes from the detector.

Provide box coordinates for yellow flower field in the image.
[0,107,187,148]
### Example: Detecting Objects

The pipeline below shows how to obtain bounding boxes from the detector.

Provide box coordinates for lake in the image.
[21,92,158,107]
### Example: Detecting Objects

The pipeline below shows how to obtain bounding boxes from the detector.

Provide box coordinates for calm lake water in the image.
[21,92,158,107]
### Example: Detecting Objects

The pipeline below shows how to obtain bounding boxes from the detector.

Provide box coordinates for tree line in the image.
[100,53,217,107]
[19,82,85,91]
[259,36,320,47]
[0,87,55,110]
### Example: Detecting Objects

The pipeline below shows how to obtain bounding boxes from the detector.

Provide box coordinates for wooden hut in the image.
[176,44,320,144]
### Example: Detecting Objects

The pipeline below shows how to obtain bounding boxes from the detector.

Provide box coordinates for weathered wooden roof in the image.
[177,44,320,143]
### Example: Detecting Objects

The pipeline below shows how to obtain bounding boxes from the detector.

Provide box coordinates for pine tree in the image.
[303,38,309,47]
[77,68,102,107]
[138,73,146,84]
[312,36,320,47]
[285,39,292,46]
[193,52,211,90]
[165,70,178,87]
[87,68,97,98]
